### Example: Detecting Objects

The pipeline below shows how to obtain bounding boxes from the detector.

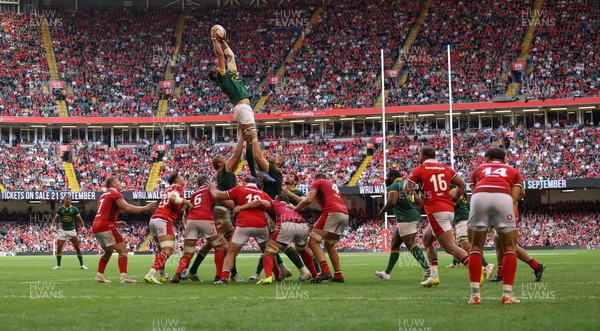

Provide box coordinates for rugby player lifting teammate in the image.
[208,26,258,180]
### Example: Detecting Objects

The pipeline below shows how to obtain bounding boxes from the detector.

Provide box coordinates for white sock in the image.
[431,265,438,277]
[120,273,128,279]
[96,272,104,278]
[147,268,157,277]
[503,284,513,296]
[470,282,481,297]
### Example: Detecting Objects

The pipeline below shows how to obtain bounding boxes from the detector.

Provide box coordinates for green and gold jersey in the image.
[216,69,252,105]
[453,195,470,224]
[288,187,305,206]
[56,205,80,231]
[262,163,283,199]
[388,178,421,223]
[217,164,237,191]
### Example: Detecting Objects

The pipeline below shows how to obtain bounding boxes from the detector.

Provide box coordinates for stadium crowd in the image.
[1,126,598,191]
[1,201,598,254]
[1,1,597,118]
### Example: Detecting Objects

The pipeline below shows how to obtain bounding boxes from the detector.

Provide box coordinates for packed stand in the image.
[50,9,178,117]
[0,12,56,117]
[0,143,67,191]
[525,0,599,99]
[392,0,527,105]
[0,217,149,254]
[260,0,419,113]
[168,5,306,116]
[358,126,600,185]
[73,144,153,191]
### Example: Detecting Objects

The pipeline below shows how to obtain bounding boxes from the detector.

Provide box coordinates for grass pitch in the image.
[1,250,599,331]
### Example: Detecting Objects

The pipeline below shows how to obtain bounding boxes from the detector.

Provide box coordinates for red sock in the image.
[221,270,231,281]
[152,252,168,270]
[429,259,438,267]
[176,255,191,274]
[461,256,469,266]
[214,251,225,277]
[118,255,127,274]
[497,264,503,278]
[263,254,274,278]
[274,267,282,279]
[528,258,539,271]
[502,251,517,285]
[468,251,483,283]
[319,260,330,274]
[334,270,343,280]
[98,256,110,274]
[301,251,318,277]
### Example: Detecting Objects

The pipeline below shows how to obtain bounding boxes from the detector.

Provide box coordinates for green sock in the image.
[56,254,62,267]
[275,252,284,265]
[313,257,321,272]
[255,255,264,274]
[188,251,207,274]
[284,247,305,269]
[410,245,429,269]
[482,255,489,267]
[452,259,459,266]
[77,254,83,266]
[385,250,400,274]
[246,145,257,179]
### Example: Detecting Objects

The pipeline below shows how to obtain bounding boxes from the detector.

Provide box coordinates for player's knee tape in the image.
[310,231,324,243]
[160,240,175,248]
[210,235,226,247]
[457,236,469,246]
[265,244,279,255]
[184,246,196,254]
[324,239,338,245]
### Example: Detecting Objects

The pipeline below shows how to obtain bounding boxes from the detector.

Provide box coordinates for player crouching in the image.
[259,195,314,284]
[144,173,192,284]
[171,176,228,284]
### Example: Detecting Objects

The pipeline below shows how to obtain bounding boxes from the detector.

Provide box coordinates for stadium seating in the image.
[524,0,600,99]
[0,13,56,117]
[2,201,597,254]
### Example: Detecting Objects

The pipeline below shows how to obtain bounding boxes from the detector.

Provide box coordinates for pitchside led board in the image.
[1,179,598,202]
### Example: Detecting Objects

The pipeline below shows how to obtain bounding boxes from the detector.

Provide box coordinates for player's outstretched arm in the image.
[116,200,157,214]
[294,190,316,211]
[221,41,238,73]
[211,30,226,72]
[168,190,193,209]
[208,183,229,201]
[378,191,399,218]
[251,138,270,172]
[226,134,245,172]
[450,175,467,202]
[283,189,303,204]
